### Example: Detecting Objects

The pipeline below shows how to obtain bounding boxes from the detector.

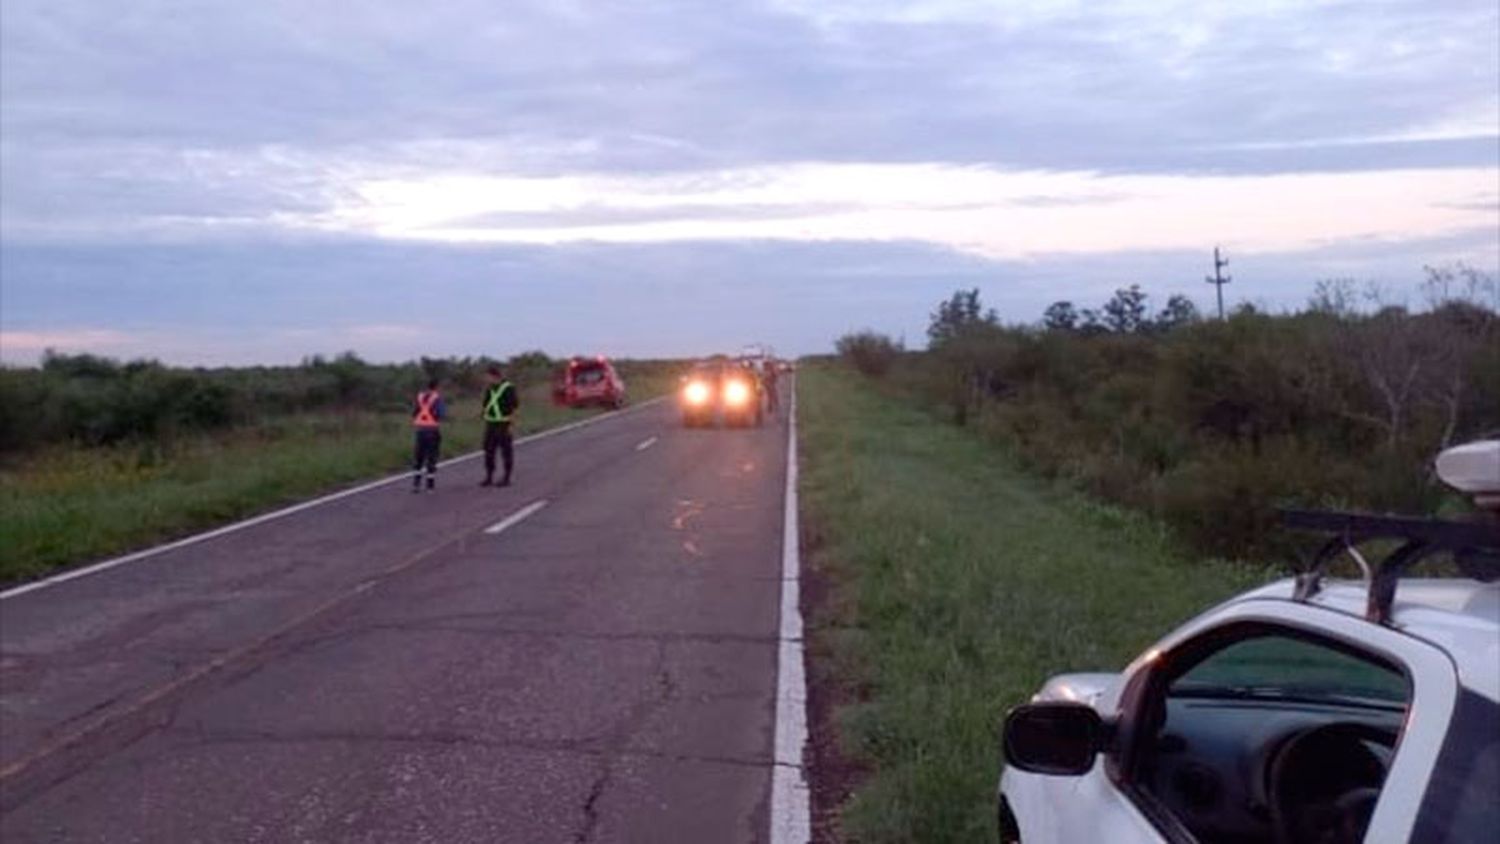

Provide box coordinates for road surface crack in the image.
[572,641,677,843]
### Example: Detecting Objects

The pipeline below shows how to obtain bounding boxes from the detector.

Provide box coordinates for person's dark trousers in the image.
[413,428,441,490]
[482,421,514,485]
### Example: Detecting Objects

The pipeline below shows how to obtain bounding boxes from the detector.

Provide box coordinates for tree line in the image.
[0,351,657,456]
[837,264,1499,558]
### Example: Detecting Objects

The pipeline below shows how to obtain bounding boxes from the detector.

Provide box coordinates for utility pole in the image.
[1206,246,1231,320]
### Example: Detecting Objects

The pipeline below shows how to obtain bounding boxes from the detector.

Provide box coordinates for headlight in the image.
[684,380,711,405]
[724,379,751,406]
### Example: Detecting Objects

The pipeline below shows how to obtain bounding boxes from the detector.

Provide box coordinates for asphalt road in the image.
[0,393,792,843]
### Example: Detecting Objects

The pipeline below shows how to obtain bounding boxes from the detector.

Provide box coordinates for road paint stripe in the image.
[635,436,659,452]
[770,378,812,844]
[483,500,548,535]
[0,397,667,601]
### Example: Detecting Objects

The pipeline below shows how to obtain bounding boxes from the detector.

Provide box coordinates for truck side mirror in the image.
[1003,702,1107,776]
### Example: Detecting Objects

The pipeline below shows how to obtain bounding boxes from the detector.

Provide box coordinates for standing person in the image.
[480,365,519,487]
[411,378,446,493]
[762,359,780,417]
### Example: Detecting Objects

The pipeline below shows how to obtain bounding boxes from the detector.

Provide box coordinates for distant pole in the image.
[1206,246,1231,320]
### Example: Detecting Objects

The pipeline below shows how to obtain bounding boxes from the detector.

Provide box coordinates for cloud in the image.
[0,0,1496,361]
[221,159,1500,260]
[3,0,1495,248]
[0,322,439,366]
[4,231,1493,365]
[3,144,1495,260]
[0,328,136,361]
[4,0,1497,172]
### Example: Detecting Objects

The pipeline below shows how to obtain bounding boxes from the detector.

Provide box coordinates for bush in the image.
[1,351,681,458]
[836,331,904,377]
[508,350,552,372]
[847,275,1498,561]
[0,369,49,453]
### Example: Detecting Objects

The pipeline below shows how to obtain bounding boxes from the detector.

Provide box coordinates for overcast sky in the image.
[2,0,1496,364]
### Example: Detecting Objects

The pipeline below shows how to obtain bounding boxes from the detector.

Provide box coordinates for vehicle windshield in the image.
[1171,636,1409,706]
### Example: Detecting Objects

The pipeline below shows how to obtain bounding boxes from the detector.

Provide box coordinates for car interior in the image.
[1132,632,1409,844]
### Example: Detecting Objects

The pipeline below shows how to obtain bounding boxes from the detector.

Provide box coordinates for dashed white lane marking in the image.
[770,379,812,844]
[483,499,549,535]
[1,397,666,600]
[635,436,659,452]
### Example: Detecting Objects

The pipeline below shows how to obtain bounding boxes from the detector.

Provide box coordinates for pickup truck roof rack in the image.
[1279,509,1500,625]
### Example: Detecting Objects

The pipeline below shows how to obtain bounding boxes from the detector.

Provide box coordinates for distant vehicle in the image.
[738,343,780,373]
[553,356,626,409]
[997,440,1500,844]
[679,358,763,428]
[740,342,771,362]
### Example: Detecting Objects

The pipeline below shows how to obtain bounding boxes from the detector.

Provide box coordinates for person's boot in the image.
[411,473,421,493]
[479,475,493,487]
[426,475,436,491]
[499,471,512,488]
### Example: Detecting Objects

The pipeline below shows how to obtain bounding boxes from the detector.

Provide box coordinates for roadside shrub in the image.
[1071,449,1150,509]
[508,350,553,374]
[0,351,682,458]
[976,391,1077,475]
[849,270,1498,562]
[930,323,1020,425]
[1151,451,1280,558]
[177,380,236,430]
[836,331,903,377]
[0,369,50,454]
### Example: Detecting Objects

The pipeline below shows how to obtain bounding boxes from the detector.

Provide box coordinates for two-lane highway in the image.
[0,393,798,842]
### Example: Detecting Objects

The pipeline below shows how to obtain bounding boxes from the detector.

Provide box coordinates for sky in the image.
[1,0,1497,365]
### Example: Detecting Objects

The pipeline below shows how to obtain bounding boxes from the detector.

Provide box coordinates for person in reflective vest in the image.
[411,379,446,492]
[480,365,519,487]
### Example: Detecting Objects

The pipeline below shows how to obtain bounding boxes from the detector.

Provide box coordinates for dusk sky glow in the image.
[2,0,1496,364]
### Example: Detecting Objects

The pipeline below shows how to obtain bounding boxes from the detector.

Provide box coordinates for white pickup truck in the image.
[998,441,1500,844]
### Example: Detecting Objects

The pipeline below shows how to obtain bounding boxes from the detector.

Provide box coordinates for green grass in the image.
[796,363,1274,843]
[0,376,675,585]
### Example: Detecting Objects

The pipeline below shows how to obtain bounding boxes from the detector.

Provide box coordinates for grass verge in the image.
[0,376,674,585]
[796,363,1271,842]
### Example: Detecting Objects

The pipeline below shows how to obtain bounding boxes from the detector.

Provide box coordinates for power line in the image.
[1206,246,1231,320]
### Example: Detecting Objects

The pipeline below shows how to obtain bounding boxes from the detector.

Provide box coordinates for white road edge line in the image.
[635,436,659,452]
[0,396,667,601]
[770,379,812,844]
[483,499,549,535]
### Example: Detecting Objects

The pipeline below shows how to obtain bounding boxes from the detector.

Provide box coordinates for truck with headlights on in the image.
[679,358,763,428]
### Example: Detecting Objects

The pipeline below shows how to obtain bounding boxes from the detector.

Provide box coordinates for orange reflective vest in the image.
[413,391,441,428]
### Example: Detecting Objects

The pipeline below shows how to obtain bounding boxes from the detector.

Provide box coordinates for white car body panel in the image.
[1000,577,1495,843]
[1006,758,1163,844]
[1032,672,1119,707]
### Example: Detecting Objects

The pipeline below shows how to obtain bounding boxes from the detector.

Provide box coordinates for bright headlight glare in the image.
[684,380,711,405]
[724,379,750,405]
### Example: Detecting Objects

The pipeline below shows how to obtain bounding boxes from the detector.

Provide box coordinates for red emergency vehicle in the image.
[553,356,627,409]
